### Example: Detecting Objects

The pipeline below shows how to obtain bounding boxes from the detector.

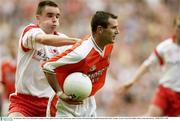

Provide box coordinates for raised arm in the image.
[35,34,81,47]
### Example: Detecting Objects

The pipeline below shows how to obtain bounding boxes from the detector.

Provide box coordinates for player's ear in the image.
[97,25,103,34]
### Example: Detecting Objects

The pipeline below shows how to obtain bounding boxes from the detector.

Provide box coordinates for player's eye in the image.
[56,15,60,19]
[47,13,53,18]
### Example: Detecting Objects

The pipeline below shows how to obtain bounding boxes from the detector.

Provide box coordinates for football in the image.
[63,72,92,101]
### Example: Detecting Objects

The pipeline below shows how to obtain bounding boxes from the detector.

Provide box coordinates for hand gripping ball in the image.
[63,72,92,101]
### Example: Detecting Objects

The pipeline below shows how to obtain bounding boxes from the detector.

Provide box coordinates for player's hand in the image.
[59,92,83,105]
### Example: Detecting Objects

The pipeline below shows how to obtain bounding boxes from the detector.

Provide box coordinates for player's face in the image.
[101,18,119,44]
[37,6,60,34]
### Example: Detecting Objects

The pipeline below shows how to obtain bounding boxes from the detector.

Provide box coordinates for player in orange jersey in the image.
[42,11,119,117]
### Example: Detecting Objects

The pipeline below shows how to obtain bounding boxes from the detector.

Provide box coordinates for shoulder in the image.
[156,38,173,51]
[23,24,40,32]
[72,36,93,58]
[57,36,93,60]
[21,24,44,36]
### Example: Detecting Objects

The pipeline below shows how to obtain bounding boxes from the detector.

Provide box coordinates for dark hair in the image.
[91,11,118,32]
[36,0,58,15]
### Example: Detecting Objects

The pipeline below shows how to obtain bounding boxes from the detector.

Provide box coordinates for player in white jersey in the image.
[119,15,180,116]
[8,0,80,117]
[42,11,119,117]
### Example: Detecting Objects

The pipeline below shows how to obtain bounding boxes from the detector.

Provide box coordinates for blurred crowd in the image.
[0,0,179,117]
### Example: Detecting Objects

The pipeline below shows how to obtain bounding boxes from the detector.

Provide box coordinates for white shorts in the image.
[56,96,96,117]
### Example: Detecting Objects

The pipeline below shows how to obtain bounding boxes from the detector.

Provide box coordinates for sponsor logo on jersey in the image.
[89,65,96,72]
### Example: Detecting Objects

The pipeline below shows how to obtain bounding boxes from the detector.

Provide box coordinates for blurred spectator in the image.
[0,36,17,116]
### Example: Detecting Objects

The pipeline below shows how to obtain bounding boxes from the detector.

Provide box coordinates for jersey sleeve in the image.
[21,28,45,51]
[42,43,83,73]
[143,42,165,67]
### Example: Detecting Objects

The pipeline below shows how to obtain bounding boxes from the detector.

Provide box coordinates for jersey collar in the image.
[91,36,103,53]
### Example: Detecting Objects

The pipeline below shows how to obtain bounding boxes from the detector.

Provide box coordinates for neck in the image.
[92,34,105,50]
[43,28,54,34]
[38,24,54,34]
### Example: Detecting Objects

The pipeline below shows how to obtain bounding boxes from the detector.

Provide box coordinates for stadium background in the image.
[0,0,179,116]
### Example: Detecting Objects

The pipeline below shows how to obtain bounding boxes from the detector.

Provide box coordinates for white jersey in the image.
[144,36,180,92]
[15,24,68,97]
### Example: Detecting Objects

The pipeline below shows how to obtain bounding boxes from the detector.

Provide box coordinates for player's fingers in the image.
[59,95,83,105]
[59,93,72,100]
[66,100,83,105]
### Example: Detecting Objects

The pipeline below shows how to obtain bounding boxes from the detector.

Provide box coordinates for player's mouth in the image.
[52,25,57,28]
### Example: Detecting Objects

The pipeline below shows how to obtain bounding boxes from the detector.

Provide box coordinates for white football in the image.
[63,72,92,101]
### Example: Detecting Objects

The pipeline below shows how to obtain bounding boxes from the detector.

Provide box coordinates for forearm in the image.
[43,69,82,104]
[129,63,149,84]
[36,34,78,47]
[43,70,61,93]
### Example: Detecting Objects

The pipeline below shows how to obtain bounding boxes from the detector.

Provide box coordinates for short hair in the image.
[36,0,58,15]
[91,11,118,32]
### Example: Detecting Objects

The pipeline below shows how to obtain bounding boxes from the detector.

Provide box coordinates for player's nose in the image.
[115,27,119,35]
[52,16,57,23]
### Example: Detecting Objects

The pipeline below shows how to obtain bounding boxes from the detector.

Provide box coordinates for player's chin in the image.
[108,41,114,45]
[111,38,115,43]
[51,26,57,31]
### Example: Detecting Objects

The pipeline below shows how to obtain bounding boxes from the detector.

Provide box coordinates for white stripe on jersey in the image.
[43,37,94,72]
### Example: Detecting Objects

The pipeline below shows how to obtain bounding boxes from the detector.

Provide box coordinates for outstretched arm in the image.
[119,63,150,93]
[22,28,81,50]
[35,34,81,47]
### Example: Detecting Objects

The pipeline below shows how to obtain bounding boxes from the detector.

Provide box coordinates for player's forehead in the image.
[42,6,60,15]
[108,18,118,27]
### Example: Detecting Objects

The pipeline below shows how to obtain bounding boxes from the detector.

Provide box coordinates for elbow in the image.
[42,63,56,74]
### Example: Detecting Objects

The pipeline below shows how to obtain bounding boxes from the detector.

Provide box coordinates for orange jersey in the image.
[0,59,16,99]
[43,36,113,95]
